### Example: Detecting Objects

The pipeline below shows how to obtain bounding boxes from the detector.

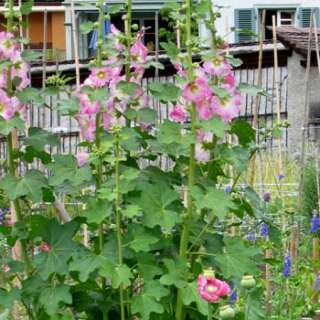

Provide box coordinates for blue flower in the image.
[246,232,256,242]
[310,213,320,233]
[262,192,271,203]
[0,209,7,225]
[260,223,269,237]
[314,275,320,292]
[283,253,291,278]
[224,185,232,194]
[229,288,237,304]
[278,173,285,180]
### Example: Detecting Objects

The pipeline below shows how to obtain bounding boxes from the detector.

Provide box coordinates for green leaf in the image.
[136,108,157,124]
[160,259,188,289]
[226,55,243,67]
[34,219,80,280]
[117,80,140,96]
[0,116,25,135]
[108,4,123,14]
[21,50,42,62]
[0,170,48,203]
[38,284,72,315]
[160,41,180,61]
[238,83,269,97]
[181,282,208,316]
[56,98,79,116]
[16,87,44,104]
[48,155,92,188]
[229,119,255,146]
[99,259,133,289]
[149,83,181,103]
[20,0,34,15]
[191,186,236,220]
[129,230,159,252]
[69,249,102,282]
[136,182,180,230]
[131,294,164,320]
[24,128,59,151]
[200,116,229,138]
[123,204,143,219]
[83,197,112,224]
[0,288,21,309]
[80,21,94,34]
[23,146,52,164]
[215,237,261,281]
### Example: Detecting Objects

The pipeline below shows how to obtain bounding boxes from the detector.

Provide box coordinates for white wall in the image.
[200,0,320,44]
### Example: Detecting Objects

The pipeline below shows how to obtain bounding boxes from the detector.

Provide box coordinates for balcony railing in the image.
[0,0,64,5]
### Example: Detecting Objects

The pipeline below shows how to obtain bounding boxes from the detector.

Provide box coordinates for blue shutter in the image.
[299,7,320,27]
[235,9,256,43]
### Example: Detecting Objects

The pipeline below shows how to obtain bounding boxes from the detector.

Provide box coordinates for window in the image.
[261,9,296,40]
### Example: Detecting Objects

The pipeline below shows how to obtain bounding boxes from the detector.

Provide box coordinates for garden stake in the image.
[313,14,320,75]
[249,9,265,187]
[70,0,80,88]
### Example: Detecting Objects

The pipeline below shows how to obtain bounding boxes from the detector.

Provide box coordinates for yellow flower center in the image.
[190,83,199,93]
[212,57,222,66]
[0,103,4,112]
[97,71,106,79]
[206,285,217,293]
[3,39,12,49]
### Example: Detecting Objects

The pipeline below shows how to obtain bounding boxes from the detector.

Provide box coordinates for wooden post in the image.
[313,14,320,75]
[70,0,80,89]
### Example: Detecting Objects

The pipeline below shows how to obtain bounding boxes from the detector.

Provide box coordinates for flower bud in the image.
[240,275,256,289]
[219,305,236,319]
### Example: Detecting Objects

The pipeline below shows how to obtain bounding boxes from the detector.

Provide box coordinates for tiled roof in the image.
[275,26,320,57]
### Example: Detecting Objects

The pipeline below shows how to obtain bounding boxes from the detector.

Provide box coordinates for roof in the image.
[275,26,320,57]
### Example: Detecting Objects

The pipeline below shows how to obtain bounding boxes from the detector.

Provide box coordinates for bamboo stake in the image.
[272,15,284,176]
[70,0,80,89]
[249,10,265,186]
[313,14,320,75]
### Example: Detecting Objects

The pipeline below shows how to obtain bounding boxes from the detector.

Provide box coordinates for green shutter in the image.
[235,9,256,43]
[299,7,320,27]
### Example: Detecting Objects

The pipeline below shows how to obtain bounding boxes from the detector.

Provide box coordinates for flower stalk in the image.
[125,0,132,81]
[175,0,196,318]
[114,130,125,320]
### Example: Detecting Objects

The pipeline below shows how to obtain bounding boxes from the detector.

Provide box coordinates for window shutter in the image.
[235,9,256,43]
[299,7,320,27]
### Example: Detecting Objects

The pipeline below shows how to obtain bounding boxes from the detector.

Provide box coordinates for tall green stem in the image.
[175,0,196,319]
[96,0,104,252]
[114,134,125,320]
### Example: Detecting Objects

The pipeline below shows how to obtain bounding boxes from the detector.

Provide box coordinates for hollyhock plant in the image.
[182,76,212,104]
[0,89,20,120]
[213,91,241,123]
[78,92,101,116]
[0,31,17,60]
[84,67,119,88]
[197,273,231,302]
[203,56,232,77]
[169,105,188,123]
[76,114,96,141]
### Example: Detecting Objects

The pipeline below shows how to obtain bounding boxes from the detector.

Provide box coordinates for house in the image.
[0,0,66,59]
[200,0,320,44]
[63,0,181,60]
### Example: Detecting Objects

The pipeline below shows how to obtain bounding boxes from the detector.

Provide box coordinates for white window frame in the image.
[277,10,295,26]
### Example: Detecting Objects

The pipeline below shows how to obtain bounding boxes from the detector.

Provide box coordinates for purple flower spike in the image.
[260,223,269,237]
[314,275,320,292]
[224,185,232,194]
[262,192,271,203]
[278,173,285,180]
[283,253,291,278]
[310,213,320,233]
[229,288,237,304]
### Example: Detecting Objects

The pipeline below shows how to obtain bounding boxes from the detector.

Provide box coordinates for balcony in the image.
[0,0,63,5]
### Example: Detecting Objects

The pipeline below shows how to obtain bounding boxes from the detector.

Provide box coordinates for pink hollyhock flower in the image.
[169,105,188,123]
[39,242,52,253]
[222,74,236,90]
[0,32,17,60]
[12,61,30,90]
[213,91,241,123]
[182,77,212,104]
[111,24,125,52]
[197,274,231,302]
[197,130,213,143]
[78,93,101,115]
[174,63,187,77]
[76,151,89,167]
[203,56,232,77]
[130,37,148,68]
[77,114,96,141]
[0,89,19,120]
[85,67,116,88]
[196,97,217,120]
[195,144,210,163]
